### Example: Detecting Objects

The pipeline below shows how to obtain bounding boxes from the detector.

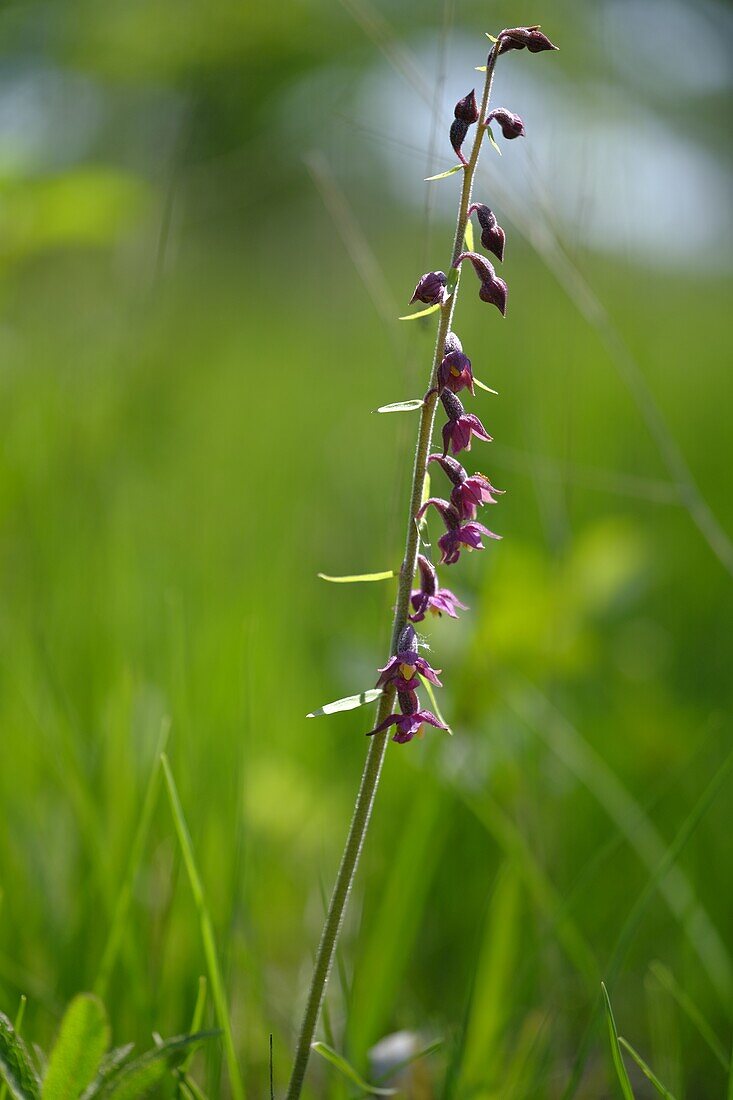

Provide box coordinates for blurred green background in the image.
[0,0,731,1096]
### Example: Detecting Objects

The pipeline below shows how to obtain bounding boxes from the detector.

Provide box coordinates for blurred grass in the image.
[0,0,732,1097]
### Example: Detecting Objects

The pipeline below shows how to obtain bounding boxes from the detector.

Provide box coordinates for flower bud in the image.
[498,26,558,54]
[454,89,479,123]
[450,89,479,164]
[409,270,448,306]
[468,203,505,262]
[485,108,525,140]
[454,251,508,315]
[438,332,473,394]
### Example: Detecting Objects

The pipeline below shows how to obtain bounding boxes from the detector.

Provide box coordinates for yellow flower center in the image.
[450,365,461,376]
[399,663,417,680]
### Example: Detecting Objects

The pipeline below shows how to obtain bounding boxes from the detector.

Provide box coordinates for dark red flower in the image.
[468,203,505,262]
[485,108,525,140]
[375,624,442,693]
[417,498,500,565]
[498,26,558,54]
[440,388,492,456]
[410,554,468,622]
[450,89,479,164]
[428,453,503,519]
[438,332,474,394]
[368,690,447,744]
[410,270,448,306]
[455,251,507,315]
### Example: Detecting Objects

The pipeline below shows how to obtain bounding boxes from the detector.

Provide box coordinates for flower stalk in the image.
[285,26,556,1097]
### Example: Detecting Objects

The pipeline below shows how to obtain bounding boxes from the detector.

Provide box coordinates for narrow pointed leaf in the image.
[42,995,110,1100]
[96,1033,218,1100]
[318,571,395,583]
[423,679,452,736]
[648,962,728,1071]
[0,1014,40,1100]
[485,32,498,42]
[80,1048,134,1100]
[398,303,441,321]
[601,983,635,1100]
[307,689,382,719]
[464,218,474,252]
[311,1043,396,1096]
[374,400,424,414]
[617,1039,677,1099]
[424,164,465,182]
[485,126,502,156]
[475,65,487,72]
[474,377,498,395]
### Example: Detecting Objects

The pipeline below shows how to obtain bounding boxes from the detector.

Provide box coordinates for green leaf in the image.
[601,983,635,1100]
[160,759,244,1100]
[318,571,395,583]
[307,689,382,719]
[80,1048,134,1100]
[0,1013,40,1100]
[398,303,441,322]
[311,1043,396,1096]
[96,1033,218,1100]
[423,678,451,736]
[485,126,502,157]
[373,399,424,414]
[424,164,465,182]
[474,377,498,395]
[485,32,498,42]
[617,1038,677,1099]
[475,65,487,72]
[42,995,109,1100]
[464,218,474,252]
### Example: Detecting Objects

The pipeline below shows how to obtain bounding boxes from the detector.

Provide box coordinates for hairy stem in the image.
[284,42,500,1100]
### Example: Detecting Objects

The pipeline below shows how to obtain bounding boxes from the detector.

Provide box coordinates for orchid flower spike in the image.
[454,251,508,314]
[410,553,468,622]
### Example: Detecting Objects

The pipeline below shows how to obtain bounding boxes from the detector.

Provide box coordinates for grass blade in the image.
[94,719,170,999]
[618,1038,677,1099]
[160,756,244,1100]
[0,999,27,1100]
[311,1044,395,1096]
[648,962,729,1072]
[600,983,635,1100]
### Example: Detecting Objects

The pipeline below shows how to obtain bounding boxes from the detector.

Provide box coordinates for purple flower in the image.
[428,453,503,519]
[368,689,447,744]
[410,270,448,306]
[450,89,479,164]
[438,332,474,394]
[440,389,492,455]
[410,553,468,622]
[468,203,506,262]
[375,623,442,693]
[455,251,508,315]
[485,108,525,140]
[417,498,501,565]
[498,26,558,54]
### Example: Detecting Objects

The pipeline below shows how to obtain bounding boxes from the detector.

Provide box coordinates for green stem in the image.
[284,41,501,1100]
